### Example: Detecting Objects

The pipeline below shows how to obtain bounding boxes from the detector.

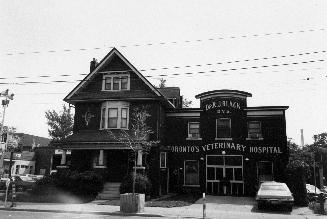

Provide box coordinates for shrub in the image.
[120,173,152,196]
[285,166,308,206]
[32,170,104,198]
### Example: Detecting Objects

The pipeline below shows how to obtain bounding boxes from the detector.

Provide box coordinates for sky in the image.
[0,0,326,145]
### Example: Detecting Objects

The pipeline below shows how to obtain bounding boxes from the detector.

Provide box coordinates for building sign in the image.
[167,142,282,154]
[204,100,242,114]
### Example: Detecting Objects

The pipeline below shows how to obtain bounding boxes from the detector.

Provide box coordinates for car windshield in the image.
[261,185,285,191]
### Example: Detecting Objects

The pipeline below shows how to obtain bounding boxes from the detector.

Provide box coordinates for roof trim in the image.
[245,106,289,111]
[195,90,252,99]
[64,48,162,101]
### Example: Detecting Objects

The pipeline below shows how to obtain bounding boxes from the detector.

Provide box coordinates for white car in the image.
[256,181,294,211]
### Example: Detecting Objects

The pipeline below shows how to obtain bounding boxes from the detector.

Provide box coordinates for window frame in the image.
[216,118,232,140]
[247,121,263,140]
[102,74,130,91]
[99,101,130,130]
[160,152,167,168]
[187,122,202,140]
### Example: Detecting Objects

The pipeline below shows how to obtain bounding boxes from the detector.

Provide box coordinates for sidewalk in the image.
[0,196,325,218]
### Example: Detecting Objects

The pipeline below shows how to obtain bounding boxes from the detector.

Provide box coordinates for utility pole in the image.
[0,89,14,176]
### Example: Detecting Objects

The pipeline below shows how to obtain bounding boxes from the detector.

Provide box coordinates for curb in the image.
[0,207,164,217]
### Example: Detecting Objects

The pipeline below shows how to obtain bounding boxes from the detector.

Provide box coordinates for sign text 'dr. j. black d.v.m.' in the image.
[167,142,282,154]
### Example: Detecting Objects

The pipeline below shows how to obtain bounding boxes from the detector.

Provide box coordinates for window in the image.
[102,74,130,91]
[248,121,262,139]
[100,101,130,129]
[216,118,231,139]
[184,160,199,185]
[121,108,128,128]
[187,122,201,139]
[105,77,111,90]
[160,152,167,168]
[108,108,118,128]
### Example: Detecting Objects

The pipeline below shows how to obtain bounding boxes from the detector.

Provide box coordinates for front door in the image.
[206,155,244,196]
[106,150,128,182]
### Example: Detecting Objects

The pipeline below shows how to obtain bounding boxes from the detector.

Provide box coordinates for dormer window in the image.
[100,101,130,129]
[102,74,130,91]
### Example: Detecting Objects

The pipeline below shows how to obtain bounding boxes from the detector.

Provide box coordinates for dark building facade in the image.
[57,48,289,197]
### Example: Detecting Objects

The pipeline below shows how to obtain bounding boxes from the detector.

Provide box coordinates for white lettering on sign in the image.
[167,142,282,154]
[205,100,241,111]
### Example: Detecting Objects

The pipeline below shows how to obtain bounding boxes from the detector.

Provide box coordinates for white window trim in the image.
[247,121,263,140]
[102,73,130,91]
[184,160,200,186]
[216,118,232,139]
[99,101,130,130]
[186,122,202,140]
[160,152,167,168]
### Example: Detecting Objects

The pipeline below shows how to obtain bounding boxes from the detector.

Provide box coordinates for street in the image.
[0,209,324,219]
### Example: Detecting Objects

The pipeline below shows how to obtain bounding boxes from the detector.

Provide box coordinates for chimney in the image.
[90,58,98,72]
[300,129,304,147]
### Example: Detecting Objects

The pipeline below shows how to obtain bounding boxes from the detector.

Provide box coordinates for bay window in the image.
[100,101,130,129]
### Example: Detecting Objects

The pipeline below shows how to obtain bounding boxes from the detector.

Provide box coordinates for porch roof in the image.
[51,130,141,150]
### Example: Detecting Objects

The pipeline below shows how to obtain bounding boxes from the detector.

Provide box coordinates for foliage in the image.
[1,126,22,151]
[45,104,74,141]
[287,140,313,180]
[120,173,152,196]
[313,132,327,148]
[108,106,158,155]
[157,78,167,88]
[182,98,192,108]
[32,170,104,198]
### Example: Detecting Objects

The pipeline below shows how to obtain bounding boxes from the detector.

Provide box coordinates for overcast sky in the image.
[1,0,326,145]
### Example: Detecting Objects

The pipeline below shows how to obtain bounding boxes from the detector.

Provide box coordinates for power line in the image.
[0,62,325,86]
[3,28,326,56]
[1,50,326,81]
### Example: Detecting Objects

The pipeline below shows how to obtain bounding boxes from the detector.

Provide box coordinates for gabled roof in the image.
[64,48,163,102]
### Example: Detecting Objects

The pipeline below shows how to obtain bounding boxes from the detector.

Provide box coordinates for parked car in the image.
[306,184,327,202]
[0,176,35,192]
[256,181,294,212]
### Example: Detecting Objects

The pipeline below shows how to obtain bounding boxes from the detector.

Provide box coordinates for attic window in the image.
[102,74,130,91]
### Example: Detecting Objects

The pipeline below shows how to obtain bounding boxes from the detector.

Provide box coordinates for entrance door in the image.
[106,150,128,182]
[206,155,244,196]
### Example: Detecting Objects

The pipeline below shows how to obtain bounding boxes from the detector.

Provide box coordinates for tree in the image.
[45,104,73,141]
[182,98,193,108]
[313,132,327,148]
[107,106,158,194]
[2,126,21,152]
[157,78,166,88]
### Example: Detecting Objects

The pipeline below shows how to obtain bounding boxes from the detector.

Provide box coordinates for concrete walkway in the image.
[0,196,324,218]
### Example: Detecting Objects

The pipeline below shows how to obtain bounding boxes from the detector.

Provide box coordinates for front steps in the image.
[97,182,121,200]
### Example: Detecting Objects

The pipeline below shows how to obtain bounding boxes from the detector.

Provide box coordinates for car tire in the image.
[286,205,292,212]
[257,202,264,210]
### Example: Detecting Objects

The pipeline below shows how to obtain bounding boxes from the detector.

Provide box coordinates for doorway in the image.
[206,155,244,196]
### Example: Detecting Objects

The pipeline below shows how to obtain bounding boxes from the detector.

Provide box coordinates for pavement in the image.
[0,196,325,218]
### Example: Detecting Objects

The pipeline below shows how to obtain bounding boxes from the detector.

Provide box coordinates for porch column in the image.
[60,150,67,165]
[137,150,143,166]
[99,150,104,166]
